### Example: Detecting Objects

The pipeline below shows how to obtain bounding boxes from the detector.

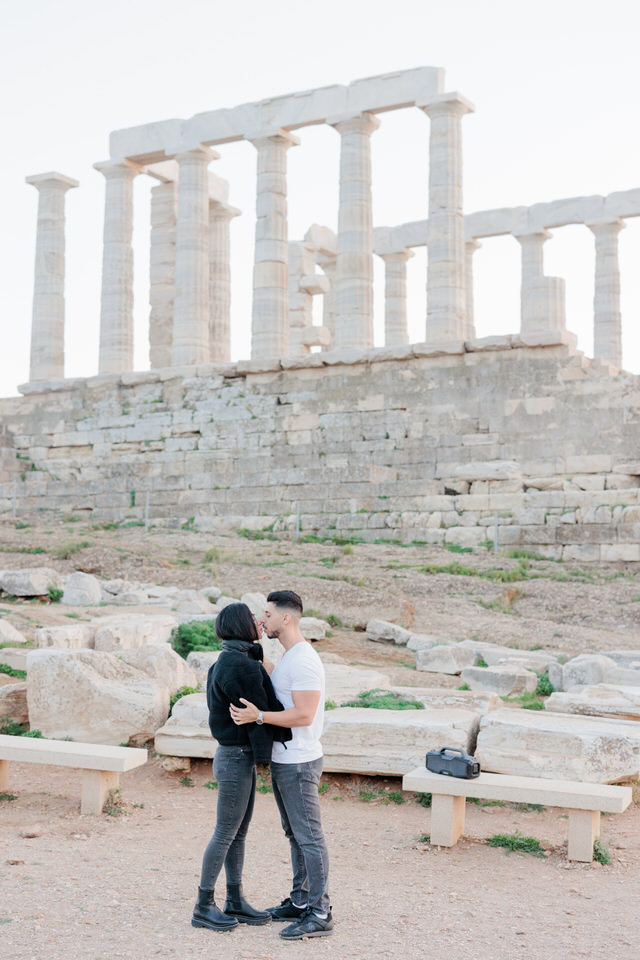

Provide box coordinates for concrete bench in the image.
[0,734,147,815]
[402,766,632,862]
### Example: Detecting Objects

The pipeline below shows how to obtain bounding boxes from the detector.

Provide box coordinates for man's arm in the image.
[230,689,320,728]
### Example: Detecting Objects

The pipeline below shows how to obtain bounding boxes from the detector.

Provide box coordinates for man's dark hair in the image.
[267,590,303,616]
[215,602,259,642]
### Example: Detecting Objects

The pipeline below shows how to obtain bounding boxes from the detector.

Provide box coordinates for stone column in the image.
[25,172,78,381]
[516,230,557,333]
[172,146,218,366]
[250,131,300,359]
[588,219,625,368]
[380,249,414,346]
[209,201,240,362]
[465,238,481,340]
[149,180,177,369]
[420,93,474,343]
[330,113,380,351]
[94,160,140,374]
[320,257,337,349]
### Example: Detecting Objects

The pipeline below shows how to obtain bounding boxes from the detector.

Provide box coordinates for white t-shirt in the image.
[270,640,325,764]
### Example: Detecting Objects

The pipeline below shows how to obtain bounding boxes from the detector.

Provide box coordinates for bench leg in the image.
[430,794,466,847]
[0,758,8,792]
[567,809,600,862]
[81,769,120,815]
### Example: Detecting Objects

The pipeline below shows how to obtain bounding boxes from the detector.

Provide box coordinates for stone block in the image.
[0,567,63,597]
[406,634,451,652]
[322,707,479,776]
[451,461,521,482]
[199,585,222,602]
[415,644,477,675]
[186,650,221,685]
[460,664,538,697]
[300,616,330,641]
[240,592,268,617]
[0,619,27,645]
[26,648,169,745]
[389,686,501,714]
[35,624,95,649]
[601,650,640,670]
[118,644,197,695]
[93,614,177,652]
[0,647,28,671]
[475,707,640,782]
[546,685,640,720]
[0,682,28,724]
[154,692,215,758]
[173,590,219,615]
[365,618,411,645]
[561,654,618,690]
[324,665,390,705]
[458,640,558,672]
[62,572,102,606]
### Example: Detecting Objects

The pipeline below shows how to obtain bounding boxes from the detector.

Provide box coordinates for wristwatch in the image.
[255,711,264,725]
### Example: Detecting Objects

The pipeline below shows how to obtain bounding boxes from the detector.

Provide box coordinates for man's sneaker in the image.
[279,908,334,940]
[266,897,308,921]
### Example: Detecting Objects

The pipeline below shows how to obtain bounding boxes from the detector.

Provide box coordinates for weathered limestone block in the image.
[26,648,169,745]
[0,647,28,671]
[460,664,538,696]
[546,685,640,720]
[459,639,557,672]
[0,682,28,724]
[0,619,27,645]
[324,664,390,704]
[215,595,237,609]
[101,578,143,600]
[35,624,95,649]
[390,685,500,714]
[476,708,640,782]
[561,654,619,690]
[366,618,411,645]
[602,650,640,670]
[416,644,477,675]
[199,585,222,602]
[601,666,640,686]
[451,461,521,482]
[407,634,452,652]
[186,650,221,685]
[0,567,63,597]
[62,572,102,606]
[154,692,215,758]
[173,590,217,615]
[118,644,197,695]
[322,707,479,775]
[300,616,330,641]
[111,589,152,605]
[240,592,268,617]
[93,614,177,652]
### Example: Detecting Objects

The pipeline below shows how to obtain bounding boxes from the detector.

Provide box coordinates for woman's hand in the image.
[230,698,259,725]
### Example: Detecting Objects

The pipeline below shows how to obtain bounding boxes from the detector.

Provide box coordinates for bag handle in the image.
[439,747,465,757]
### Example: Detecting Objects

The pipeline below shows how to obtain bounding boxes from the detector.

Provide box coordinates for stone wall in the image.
[1,333,639,561]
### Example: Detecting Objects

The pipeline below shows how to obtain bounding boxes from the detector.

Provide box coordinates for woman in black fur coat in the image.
[192,602,291,932]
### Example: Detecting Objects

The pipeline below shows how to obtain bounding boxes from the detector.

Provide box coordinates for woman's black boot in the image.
[192,887,239,931]
[224,884,271,925]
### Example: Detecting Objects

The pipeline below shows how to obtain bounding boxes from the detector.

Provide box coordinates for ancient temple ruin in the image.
[3,67,640,560]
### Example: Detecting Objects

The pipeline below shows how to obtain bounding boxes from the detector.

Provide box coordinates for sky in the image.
[2,0,640,397]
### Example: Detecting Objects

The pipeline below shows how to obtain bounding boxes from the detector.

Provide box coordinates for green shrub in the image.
[0,664,26,680]
[535,673,554,696]
[170,621,221,659]
[47,586,63,603]
[593,838,612,865]
[415,792,432,807]
[204,781,218,790]
[0,717,42,737]
[341,689,424,710]
[324,699,338,711]
[326,614,343,628]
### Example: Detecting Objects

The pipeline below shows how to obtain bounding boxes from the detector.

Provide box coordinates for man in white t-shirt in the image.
[229,590,332,940]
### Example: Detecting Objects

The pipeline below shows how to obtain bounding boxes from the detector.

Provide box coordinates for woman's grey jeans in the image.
[271,757,330,915]
[199,744,256,891]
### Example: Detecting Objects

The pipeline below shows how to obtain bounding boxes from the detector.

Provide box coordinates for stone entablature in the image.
[3,336,640,562]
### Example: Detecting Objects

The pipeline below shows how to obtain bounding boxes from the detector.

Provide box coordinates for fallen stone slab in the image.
[406,634,451,652]
[389,686,501,714]
[199,585,222,602]
[459,639,558,671]
[62,572,102,606]
[35,624,95,649]
[545,684,640,721]
[0,567,63,597]
[416,644,477,675]
[0,647,29,672]
[118,644,198,695]
[0,619,27,645]
[0,682,28,724]
[186,650,222,685]
[300,617,330,641]
[154,692,215,759]
[111,589,152,605]
[92,614,178,652]
[475,707,640,782]
[324,665,390,705]
[601,666,640,687]
[461,664,538,697]
[172,590,217,615]
[322,707,479,776]
[366,618,411,645]
[26,648,169,745]
[602,650,640,670]
[557,654,619,691]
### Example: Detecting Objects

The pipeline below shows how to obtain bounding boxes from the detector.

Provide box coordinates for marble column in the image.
[172,146,218,366]
[380,249,413,346]
[318,256,337,350]
[331,113,380,351]
[250,131,300,359]
[94,160,140,374]
[420,93,474,343]
[209,201,239,362]
[149,180,177,369]
[465,238,481,340]
[25,172,78,381]
[588,219,625,368]
[516,229,555,333]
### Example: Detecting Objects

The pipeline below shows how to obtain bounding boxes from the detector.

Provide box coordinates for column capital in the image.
[176,145,220,164]
[328,112,381,136]
[208,200,241,221]
[378,248,415,263]
[418,91,475,118]
[248,129,301,149]
[587,218,626,236]
[465,237,482,253]
[514,229,552,244]
[26,171,78,191]
[93,158,144,180]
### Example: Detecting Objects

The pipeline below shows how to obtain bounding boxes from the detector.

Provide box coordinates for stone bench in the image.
[0,734,147,814]
[402,766,632,862]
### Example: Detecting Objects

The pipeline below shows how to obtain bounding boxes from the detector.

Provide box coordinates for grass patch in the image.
[47,586,63,603]
[237,527,277,541]
[204,780,218,790]
[326,614,343,628]
[341,689,424,710]
[503,690,546,710]
[0,792,18,802]
[443,543,474,554]
[0,717,42,737]
[50,540,91,559]
[104,788,126,816]
[170,621,221,660]
[0,545,45,555]
[324,699,338,711]
[504,549,545,560]
[0,663,26,680]
[169,685,199,711]
[318,782,330,795]
[476,587,524,615]
[415,792,432,807]
[359,788,405,805]
[421,561,528,583]
[467,798,506,807]
[257,774,273,794]
[514,802,546,812]
[486,831,546,857]
[179,776,194,788]
[419,833,431,843]
[593,837,612,865]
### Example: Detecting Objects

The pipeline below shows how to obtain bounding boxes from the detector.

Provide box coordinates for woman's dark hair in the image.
[215,602,259,643]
